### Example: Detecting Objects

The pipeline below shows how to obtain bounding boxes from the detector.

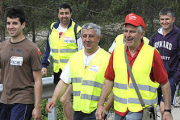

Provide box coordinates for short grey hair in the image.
[81,23,101,36]
[159,7,175,18]
[137,26,145,34]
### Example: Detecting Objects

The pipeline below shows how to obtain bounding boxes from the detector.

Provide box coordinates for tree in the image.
[0,0,5,42]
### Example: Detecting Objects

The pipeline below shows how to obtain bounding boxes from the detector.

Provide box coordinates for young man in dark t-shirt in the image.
[0,7,42,120]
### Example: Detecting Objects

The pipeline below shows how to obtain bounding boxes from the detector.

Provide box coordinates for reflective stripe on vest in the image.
[52,49,58,53]
[114,94,158,105]
[129,83,157,93]
[53,59,69,63]
[114,95,127,104]
[54,59,58,63]
[73,91,81,96]
[71,77,82,83]
[128,97,158,105]
[113,83,127,89]
[60,59,69,63]
[60,48,78,53]
[114,82,157,93]
[82,80,103,89]
[73,91,100,101]
[52,48,78,53]
[81,94,100,101]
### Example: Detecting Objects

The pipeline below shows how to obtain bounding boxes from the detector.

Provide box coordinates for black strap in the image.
[150,32,157,46]
[74,23,78,43]
[124,45,145,107]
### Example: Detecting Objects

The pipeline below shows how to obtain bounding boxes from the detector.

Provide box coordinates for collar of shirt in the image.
[83,47,101,68]
[126,40,144,60]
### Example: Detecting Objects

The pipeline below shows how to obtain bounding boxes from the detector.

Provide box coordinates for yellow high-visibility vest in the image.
[113,43,159,112]
[49,21,81,72]
[70,49,110,113]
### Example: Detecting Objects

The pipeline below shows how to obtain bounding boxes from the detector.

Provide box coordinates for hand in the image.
[41,67,47,76]
[45,99,56,113]
[162,112,173,120]
[32,107,41,120]
[95,105,106,120]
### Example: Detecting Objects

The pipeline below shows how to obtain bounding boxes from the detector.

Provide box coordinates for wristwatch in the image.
[164,109,171,113]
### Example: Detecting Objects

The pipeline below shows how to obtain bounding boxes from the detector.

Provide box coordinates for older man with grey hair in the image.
[46,23,111,120]
[96,13,172,120]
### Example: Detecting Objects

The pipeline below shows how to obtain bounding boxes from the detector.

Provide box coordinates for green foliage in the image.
[56,100,66,120]
[40,99,65,120]
[2,0,180,42]
[41,99,48,120]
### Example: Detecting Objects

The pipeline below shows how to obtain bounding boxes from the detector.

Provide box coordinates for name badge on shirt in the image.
[64,37,75,43]
[10,56,23,66]
[89,65,99,72]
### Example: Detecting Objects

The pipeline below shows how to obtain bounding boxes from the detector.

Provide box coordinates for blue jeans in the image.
[115,112,143,120]
[0,103,34,120]
[157,76,176,104]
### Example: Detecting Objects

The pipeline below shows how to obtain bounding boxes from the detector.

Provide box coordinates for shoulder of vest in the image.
[99,49,110,58]
[115,34,124,42]
[99,48,109,53]
[142,43,155,52]
[77,26,82,33]
[50,22,57,29]
[73,22,81,33]
[115,42,125,49]
[72,49,84,57]
[143,37,149,43]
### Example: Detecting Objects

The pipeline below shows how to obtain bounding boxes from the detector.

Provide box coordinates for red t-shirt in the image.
[105,41,168,116]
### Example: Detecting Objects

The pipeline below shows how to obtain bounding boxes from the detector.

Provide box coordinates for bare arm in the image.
[104,92,114,111]
[161,81,173,120]
[96,79,114,120]
[32,70,42,120]
[45,80,69,112]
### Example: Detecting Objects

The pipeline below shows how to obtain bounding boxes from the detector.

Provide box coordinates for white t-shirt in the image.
[108,40,115,53]
[56,24,67,41]
[60,47,101,84]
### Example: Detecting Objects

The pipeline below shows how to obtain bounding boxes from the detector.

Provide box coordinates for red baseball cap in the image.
[122,13,145,29]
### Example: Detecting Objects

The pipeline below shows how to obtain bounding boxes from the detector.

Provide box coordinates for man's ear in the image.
[98,35,101,43]
[173,17,175,23]
[22,22,26,29]
[140,31,145,39]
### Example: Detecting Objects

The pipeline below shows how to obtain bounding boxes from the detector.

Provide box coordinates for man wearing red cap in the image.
[96,13,172,120]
